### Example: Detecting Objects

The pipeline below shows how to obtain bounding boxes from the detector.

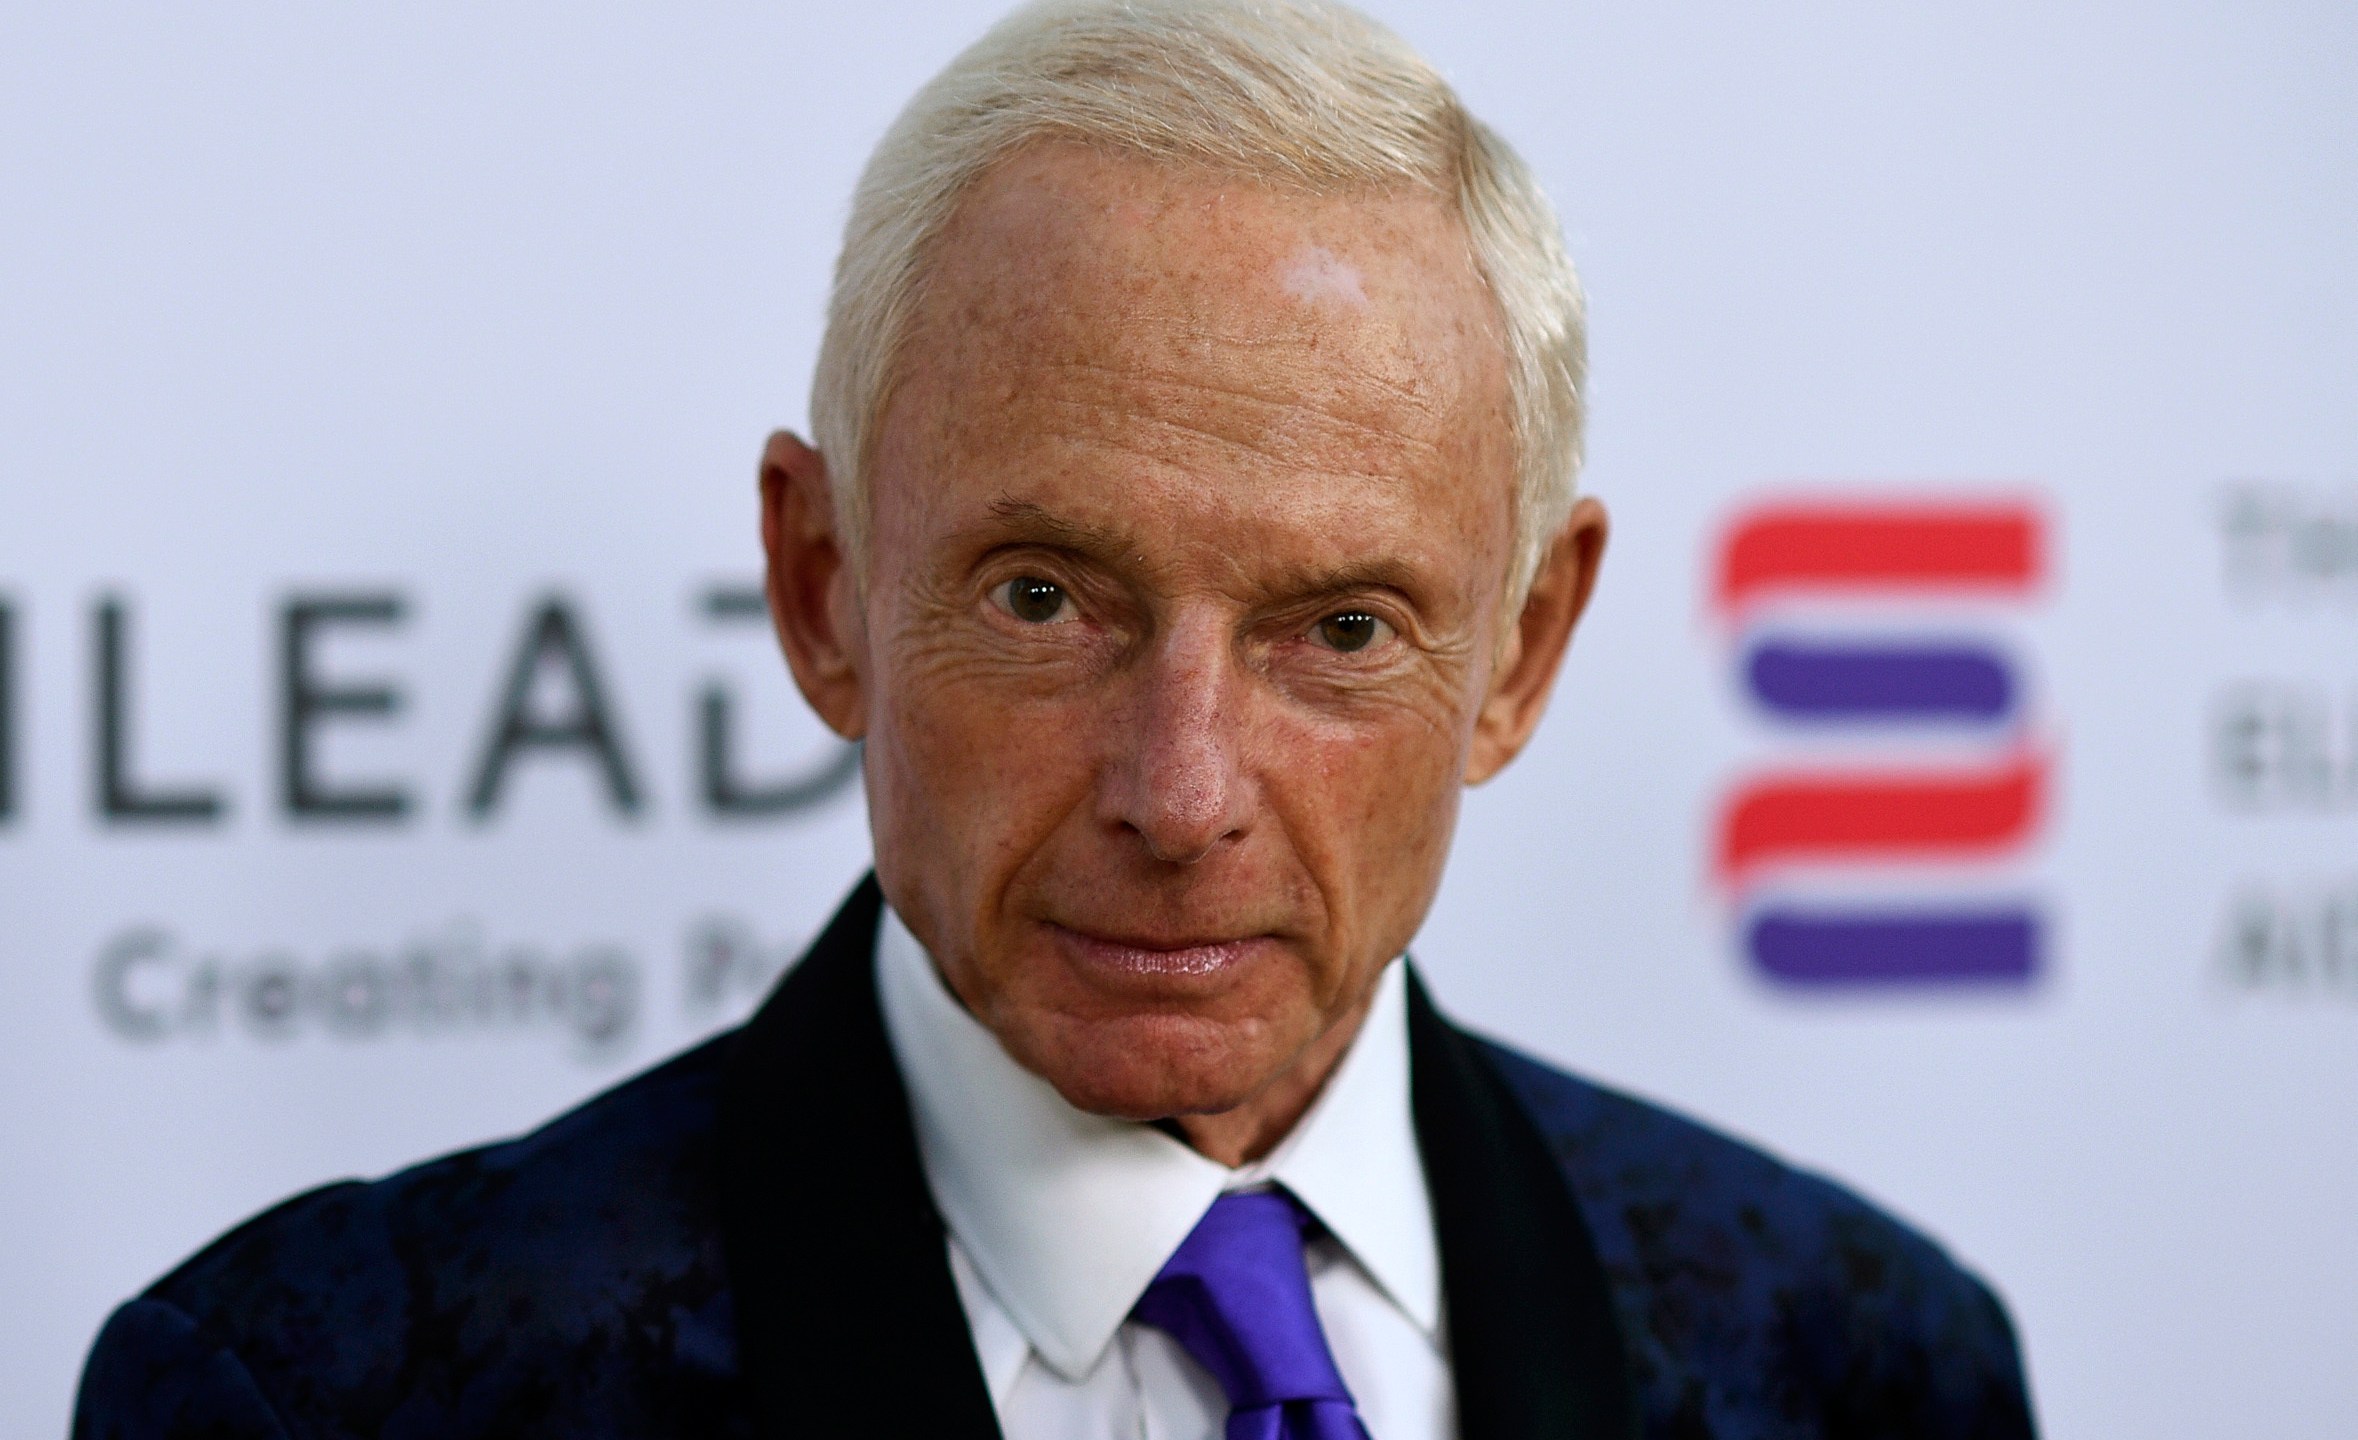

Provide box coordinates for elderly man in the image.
[76,1,2035,1436]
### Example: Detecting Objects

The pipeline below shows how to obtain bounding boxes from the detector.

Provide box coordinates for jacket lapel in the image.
[717,875,1004,1440]
[1407,967,1640,1440]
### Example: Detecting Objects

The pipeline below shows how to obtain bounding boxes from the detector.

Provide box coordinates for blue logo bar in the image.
[1746,906,2042,984]
[1745,639,2015,722]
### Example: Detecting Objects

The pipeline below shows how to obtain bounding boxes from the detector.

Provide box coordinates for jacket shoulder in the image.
[1476,1039,2035,1439]
[83,1036,746,1438]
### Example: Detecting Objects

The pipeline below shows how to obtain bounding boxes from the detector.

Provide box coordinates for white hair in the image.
[809,0,1586,604]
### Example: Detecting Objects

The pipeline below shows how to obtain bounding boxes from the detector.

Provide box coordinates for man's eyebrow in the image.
[981,496,1427,603]
[1269,557,1426,603]
[981,498,1135,559]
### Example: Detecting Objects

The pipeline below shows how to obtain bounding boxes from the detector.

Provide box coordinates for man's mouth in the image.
[1045,922,1275,981]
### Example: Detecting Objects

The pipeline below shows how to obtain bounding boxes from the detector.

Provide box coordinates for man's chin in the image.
[1017,1013,1286,1124]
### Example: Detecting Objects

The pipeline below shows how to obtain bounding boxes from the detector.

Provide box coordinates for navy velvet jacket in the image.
[77,879,2035,1438]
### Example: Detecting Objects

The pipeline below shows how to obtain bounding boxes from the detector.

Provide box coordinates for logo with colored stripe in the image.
[1711,498,2053,986]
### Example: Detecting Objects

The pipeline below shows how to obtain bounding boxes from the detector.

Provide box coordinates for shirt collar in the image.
[874,902,1439,1380]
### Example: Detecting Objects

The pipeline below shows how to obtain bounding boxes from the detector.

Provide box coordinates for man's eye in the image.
[995,575,1074,625]
[1313,611,1392,653]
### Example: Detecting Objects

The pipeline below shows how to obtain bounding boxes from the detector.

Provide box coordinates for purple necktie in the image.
[1131,1190,1374,1440]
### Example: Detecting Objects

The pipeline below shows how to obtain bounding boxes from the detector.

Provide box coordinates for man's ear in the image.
[1464,496,1608,785]
[759,431,868,740]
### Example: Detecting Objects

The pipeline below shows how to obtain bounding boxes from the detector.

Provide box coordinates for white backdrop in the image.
[4,3,2353,1434]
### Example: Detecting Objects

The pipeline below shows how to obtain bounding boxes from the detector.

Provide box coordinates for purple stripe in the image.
[1747,906,2041,985]
[1746,639,2014,721]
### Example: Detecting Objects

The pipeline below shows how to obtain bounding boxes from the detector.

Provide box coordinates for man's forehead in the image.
[862,143,1519,600]
[888,146,1508,472]
[913,143,1496,369]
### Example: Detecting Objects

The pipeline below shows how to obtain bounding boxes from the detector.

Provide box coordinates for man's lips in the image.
[1046,922,1278,980]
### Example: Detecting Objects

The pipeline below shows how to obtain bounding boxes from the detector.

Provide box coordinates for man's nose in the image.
[1100,619,1257,866]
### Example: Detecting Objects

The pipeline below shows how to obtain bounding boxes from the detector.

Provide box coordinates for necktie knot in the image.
[1132,1190,1371,1440]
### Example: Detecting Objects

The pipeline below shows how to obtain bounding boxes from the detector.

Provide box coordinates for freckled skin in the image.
[763,143,1607,1165]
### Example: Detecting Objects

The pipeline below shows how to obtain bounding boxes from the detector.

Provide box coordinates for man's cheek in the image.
[1325,718,1455,829]
[901,668,1035,776]
[911,686,1095,846]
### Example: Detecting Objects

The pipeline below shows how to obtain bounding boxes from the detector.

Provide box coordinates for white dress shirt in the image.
[874,905,1455,1440]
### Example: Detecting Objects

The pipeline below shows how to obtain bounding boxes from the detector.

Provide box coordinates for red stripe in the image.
[1715,750,2046,885]
[1714,502,2042,613]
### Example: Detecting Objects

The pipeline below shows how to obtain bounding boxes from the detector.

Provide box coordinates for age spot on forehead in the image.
[1277,244,1368,308]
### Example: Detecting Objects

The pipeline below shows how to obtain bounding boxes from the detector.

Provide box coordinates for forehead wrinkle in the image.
[945,278,1452,418]
[1141,318,1438,411]
[1045,427,1423,498]
[1034,354,1448,460]
[911,316,1459,488]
